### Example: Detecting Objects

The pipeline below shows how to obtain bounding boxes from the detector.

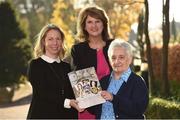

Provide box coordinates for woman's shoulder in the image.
[72,41,88,48]
[129,72,146,84]
[71,42,89,54]
[28,58,45,71]
[130,72,141,78]
[29,57,43,65]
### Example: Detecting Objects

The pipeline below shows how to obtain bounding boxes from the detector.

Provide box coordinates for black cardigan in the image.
[27,58,77,119]
[71,40,112,71]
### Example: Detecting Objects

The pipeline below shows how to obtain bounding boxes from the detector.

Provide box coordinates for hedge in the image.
[151,44,180,81]
[145,97,180,119]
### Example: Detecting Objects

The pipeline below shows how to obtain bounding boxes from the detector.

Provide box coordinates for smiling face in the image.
[44,29,63,58]
[109,47,132,75]
[85,15,104,38]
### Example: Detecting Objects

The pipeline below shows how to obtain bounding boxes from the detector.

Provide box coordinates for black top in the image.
[27,58,77,119]
[71,40,113,115]
[90,72,149,119]
[71,40,112,71]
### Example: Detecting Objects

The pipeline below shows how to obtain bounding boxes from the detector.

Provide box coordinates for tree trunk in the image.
[144,0,155,95]
[137,11,145,62]
[162,0,170,96]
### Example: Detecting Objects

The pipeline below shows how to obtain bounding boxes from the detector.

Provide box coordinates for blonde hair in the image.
[76,5,112,42]
[33,24,66,59]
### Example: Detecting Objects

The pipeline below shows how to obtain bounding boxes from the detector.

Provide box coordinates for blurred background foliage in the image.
[0,0,180,118]
[0,1,32,87]
[50,0,144,49]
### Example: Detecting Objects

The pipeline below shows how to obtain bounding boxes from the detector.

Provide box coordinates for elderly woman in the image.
[91,39,149,119]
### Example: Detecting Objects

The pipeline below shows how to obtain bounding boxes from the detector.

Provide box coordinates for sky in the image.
[149,0,180,29]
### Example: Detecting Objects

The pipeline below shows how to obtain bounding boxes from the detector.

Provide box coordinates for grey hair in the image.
[108,38,134,59]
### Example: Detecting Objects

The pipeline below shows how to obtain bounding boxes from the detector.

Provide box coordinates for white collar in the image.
[41,55,61,63]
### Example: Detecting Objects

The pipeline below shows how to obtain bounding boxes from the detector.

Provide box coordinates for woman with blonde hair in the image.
[27,24,83,119]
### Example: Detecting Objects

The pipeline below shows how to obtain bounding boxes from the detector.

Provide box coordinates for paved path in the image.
[0,82,32,119]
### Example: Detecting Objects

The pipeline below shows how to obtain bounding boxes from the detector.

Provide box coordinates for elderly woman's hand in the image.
[70,99,85,112]
[101,91,113,101]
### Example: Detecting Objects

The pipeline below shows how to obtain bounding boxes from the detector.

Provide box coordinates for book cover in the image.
[68,67,106,109]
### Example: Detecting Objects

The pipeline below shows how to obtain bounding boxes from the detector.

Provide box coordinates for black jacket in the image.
[71,40,112,71]
[27,58,77,119]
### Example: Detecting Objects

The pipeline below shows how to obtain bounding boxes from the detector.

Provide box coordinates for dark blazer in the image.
[71,40,112,71]
[27,58,77,119]
[91,72,149,119]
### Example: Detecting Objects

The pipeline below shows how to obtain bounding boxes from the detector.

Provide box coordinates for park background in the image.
[0,0,180,119]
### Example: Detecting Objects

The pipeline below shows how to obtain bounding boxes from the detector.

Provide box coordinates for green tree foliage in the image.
[0,1,32,87]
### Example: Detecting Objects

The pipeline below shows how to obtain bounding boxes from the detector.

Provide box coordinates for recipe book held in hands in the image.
[68,67,106,109]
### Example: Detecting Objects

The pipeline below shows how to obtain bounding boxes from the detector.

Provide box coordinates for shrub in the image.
[146,97,180,119]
